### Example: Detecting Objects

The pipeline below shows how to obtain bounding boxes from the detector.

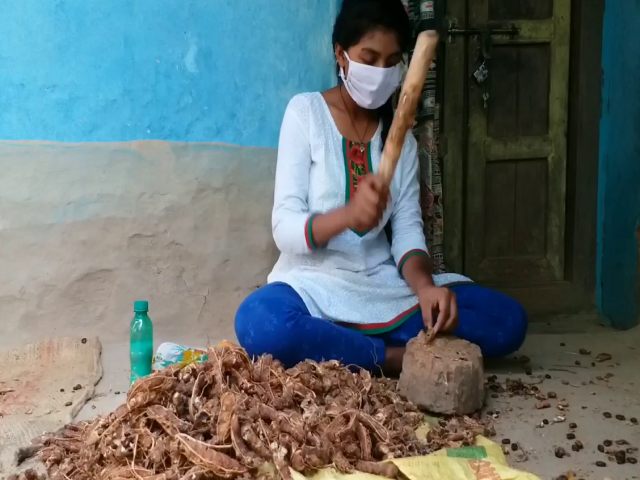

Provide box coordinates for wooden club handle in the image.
[379,31,439,186]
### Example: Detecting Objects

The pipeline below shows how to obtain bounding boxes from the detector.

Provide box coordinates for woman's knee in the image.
[234,284,301,358]
[453,285,528,357]
[490,299,527,357]
[478,292,527,357]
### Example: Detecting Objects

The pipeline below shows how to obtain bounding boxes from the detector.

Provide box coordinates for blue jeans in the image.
[235,282,527,371]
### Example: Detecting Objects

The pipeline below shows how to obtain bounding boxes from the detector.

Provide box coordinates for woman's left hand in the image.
[417,286,458,336]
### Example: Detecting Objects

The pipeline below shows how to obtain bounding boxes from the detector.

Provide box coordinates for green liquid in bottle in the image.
[130,300,153,384]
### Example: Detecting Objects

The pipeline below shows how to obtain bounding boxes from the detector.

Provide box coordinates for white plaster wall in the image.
[0,141,278,348]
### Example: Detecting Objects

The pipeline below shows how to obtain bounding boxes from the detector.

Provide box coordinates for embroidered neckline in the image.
[342,137,373,237]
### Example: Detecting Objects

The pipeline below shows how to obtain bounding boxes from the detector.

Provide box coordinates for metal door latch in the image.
[447,19,519,42]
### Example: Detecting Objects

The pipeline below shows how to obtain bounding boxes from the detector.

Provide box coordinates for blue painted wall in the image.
[0,0,339,148]
[596,0,640,328]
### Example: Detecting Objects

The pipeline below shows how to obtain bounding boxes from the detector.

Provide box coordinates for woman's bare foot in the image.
[382,346,405,377]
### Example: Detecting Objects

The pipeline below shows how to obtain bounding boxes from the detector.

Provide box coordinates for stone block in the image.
[398,332,484,415]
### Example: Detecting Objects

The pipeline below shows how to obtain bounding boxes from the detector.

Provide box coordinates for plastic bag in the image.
[153,342,208,371]
[292,436,539,480]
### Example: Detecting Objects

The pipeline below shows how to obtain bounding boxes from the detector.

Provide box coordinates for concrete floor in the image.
[11,319,640,480]
[485,323,640,480]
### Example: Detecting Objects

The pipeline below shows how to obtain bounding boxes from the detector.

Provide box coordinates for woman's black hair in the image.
[332,0,413,148]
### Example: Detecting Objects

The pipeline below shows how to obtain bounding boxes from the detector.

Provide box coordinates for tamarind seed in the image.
[595,461,606,467]
[574,360,581,366]
[569,422,577,429]
[615,414,626,421]
[501,438,511,445]
[511,442,519,451]
[543,419,550,425]
[630,417,638,424]
[548,391,557,399]
[603,412,612,418]
[566,433,576,440]
[614,450,626,464]
[627,457,637,464]
[545,374,552,379]
[597,444,605,452]
[604,440,612,447]
[554,447,567,458]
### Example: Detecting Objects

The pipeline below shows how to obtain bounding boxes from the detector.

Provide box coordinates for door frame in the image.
[441,0,604,315]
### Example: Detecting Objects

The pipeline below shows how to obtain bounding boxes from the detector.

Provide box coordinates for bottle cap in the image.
[133,300,149,313]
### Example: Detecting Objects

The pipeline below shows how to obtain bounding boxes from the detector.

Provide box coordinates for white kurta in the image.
[268,92,470,333]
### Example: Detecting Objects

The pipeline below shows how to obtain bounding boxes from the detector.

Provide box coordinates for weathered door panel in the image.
[442,0,604,316]
[465,0,571,286]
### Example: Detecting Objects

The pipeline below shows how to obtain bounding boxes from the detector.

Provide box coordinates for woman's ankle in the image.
[383,346,405,377]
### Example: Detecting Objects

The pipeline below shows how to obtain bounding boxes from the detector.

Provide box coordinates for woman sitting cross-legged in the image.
[235,0,527,375]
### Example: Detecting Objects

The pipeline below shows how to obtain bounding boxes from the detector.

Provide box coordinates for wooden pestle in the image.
[379,31,440,186]
[380,31,441,343]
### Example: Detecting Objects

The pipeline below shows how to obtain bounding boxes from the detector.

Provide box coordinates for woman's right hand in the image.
[345,174,390,232]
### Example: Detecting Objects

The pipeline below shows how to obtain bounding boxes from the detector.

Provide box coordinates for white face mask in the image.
[339,51,402,110]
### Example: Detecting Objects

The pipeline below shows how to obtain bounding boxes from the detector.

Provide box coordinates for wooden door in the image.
[467,0,570,285]
[442,0,595,315]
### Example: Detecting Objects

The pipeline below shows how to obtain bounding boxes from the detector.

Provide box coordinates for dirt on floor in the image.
[485,323,640,480]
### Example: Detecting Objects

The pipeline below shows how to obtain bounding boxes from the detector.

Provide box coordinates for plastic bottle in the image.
[130,300,153,384]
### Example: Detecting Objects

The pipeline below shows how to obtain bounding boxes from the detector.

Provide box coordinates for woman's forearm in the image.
[308,174,389,249]
[402,254,435,294]
[310,207,351,247]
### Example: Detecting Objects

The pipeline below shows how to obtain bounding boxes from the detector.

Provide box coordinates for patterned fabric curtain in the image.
[402,0,447,274]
